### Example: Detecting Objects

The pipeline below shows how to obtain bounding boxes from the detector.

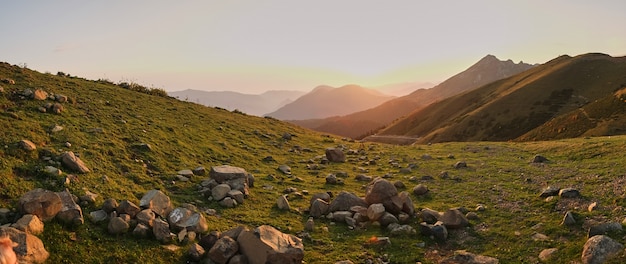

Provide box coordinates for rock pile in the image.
[198,165,254,208]
[189,225,304,264]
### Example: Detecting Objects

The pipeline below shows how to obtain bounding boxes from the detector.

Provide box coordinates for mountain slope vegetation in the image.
[292,55,534,139]
[2,61,626,263]
[377,53,626,143]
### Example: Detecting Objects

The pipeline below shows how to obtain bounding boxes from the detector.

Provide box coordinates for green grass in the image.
[2,62,626,263]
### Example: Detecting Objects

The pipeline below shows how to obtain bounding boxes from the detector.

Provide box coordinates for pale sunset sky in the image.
[1,1,625,93]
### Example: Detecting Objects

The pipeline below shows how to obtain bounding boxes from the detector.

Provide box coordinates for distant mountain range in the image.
[168,89,305,116]
[374,53,626,143]
[265,84,395,120]
[291,55,535,138]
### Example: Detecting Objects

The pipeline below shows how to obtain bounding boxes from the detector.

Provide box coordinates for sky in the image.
[1,1,625,94]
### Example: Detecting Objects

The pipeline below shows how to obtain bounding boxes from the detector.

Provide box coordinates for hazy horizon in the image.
[1,1,625,93]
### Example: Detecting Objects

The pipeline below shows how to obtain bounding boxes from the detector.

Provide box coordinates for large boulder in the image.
[18,189,62,222]
[237,225,304,264]
[325,148,346,163]
[581,235,624,264]
[364,178,398,205]
[0,227,49,263]
[55,189,84,225]
[210,165,249,183]
[208,236,239,264]
[168,207,208,233]
[61,151,90,173]
[139,189,172,217]
[328,191,367,212]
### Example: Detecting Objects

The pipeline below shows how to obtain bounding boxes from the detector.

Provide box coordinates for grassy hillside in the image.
[2,62,626,263]
[378,53,626,143]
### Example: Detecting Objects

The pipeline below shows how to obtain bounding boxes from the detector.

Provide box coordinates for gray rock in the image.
[366,203,385,221]
[132,223,151,238]
[117,200,141,218]
[325,174,338,184]
[209,236,239,264]
[12,214,44,235]
[54,94,68,103]
[393,181,406,189]
[0,226,49,263]
[310,192,331,206]
[139,189,172,217]
[325,148,346,163]
[228,254,249,264]
[276,195,290,210]
[228,190,245,204]
[212,184,232,201]
[379,213,399,228]
[210,165,250,183]
[305,217,314,232]
[581,235,623,264]
[153,218,173,244]
[43,166,61,176]
[136,209,156,227]
[61,151,90,173]
[328,191,367,212]
[192,166,206,176]
[55,189,84,225]
[219,197,238,208]
[364,178,398,205]
[332,211,353,223]
[79,191,98,204]
[102,198,118,213]
[412,184,429,195]
[168,207,208,233]
[420,221,448,241]
[277,164,291,175]
[561,211,576,226]
[237,225,304,264]
[50,124,64,133]
[309,198,330,218]
[387,223,416,236]
[108,216,130,235]
[199,231,221,252]
[441,209,469,229]
[559,188,581,198]
[188,243,206,261]
[588,222,622,238]
[178,169,194,177]
[355,174,373,182]
[454,161,467,169]
[421,208,441,224]
[18,188,62,222]
[539,186,560,198]
[532,155,549,163]
[89,210,108,223]
[222,226,246,240]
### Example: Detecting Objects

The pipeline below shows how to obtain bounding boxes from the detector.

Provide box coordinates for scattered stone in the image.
[108,217,130,235]
[453,161,467,169]
[277,164,292,175]
[332,211,353,223]
[132,223,151,238]
[168,207,208,233]
[355,174,372,182]
[466,212,479,220]
[539,248,558,262]
[325,174,338,184]
[387,223,416,236]
[588,202,598,212]
[43,166,61,176]
[305,217,314,232]
[441,209,469,229]
[237,225,304,264]
[276,195,290,210]
[559,188,581,198]
[89,210,108,223]
[19,188,62,222]
[208,236,239,264]
[581,235,623,264]
[228,190,245,204]
[136,209,156,227]
[379,212,399,228]
[0,226,49,263]
[439,171,450,179]
[532,155,549,163]
[475,204,486,211]
[588,222,622,238]
[50,124,64,133]
[325,148,346,163]
[32,89,48,100]
[102,198,118,213]
[50,103,64,114]
[532,233,549,241]
[219,197,237,208]
[539,186,560,198]
[188,243,206,261]
[420,208,441,224]
[56,189,84,225]
[153,218,173,244]
[61,151,90,173]
[393,181,405,189]
[117,200,141,218]
[212,184,232,201]
[54,94,68,103]
[364,178,398,205]
[367,203,386,221]
[420,221,448,241]
[561,211,576,226]
[329,191,367,212]
[139,189,172,217]
[228,254,248,264]
[399,168,412,174]
[19,139,37,151]
[12,214,44,235]
[310,199,330,218]
[412,184,429,195]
